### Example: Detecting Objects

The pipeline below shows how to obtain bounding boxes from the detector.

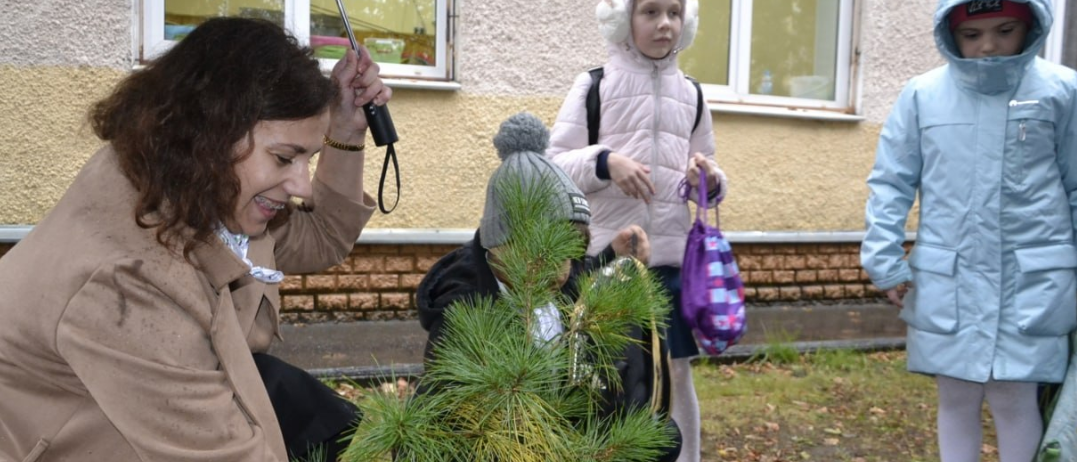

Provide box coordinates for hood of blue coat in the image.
[933,0,1053,94]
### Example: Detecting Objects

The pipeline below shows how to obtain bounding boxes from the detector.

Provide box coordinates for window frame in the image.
[140,0,454,81]
[700,0,859,114]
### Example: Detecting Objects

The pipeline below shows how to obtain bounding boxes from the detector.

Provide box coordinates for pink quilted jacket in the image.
[546,37,724,268]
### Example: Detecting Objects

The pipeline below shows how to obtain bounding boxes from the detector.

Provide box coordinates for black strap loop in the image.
[377,144,399,214]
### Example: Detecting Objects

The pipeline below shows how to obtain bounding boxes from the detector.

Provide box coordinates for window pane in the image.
[164,0,284,39]
[310,0,437,67]
[750,0,840,100]
[680,0,731,86]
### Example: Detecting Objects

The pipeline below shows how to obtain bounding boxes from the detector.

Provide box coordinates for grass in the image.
[331,349,1008,461]
[696,350,1001,462]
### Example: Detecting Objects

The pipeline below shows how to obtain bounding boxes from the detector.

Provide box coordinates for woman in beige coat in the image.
[0,18,389,462]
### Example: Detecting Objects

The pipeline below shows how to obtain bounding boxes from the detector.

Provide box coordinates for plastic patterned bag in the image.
[679,169,746,355]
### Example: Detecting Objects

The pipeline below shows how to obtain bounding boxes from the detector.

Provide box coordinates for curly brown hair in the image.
[89,17,337,259]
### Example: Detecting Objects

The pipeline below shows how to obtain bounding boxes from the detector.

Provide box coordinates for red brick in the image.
[306,275,337,290]
[416,256,441,272]
[370,274,400,289]
[738,255,762,271]
[385,256,414,273]
[775,246,797,255]
[401,274,424,290]
[817,269,839,282]
[827,255,846,269]
[323,262,351,274]
[839,269,861,282]
[806,254,827,269]
[338,275,370,291]
[754,245,775,255]
[279,275,304,292]
[382,293,412,310]
[773,271,796,284]
[844,284,867,298]
[746,271,773,284]
[317,294,348,311]
[823,285,845,299]
[353,256,384,273]
[761,255,782,270]
[370,245,401,255]
[784,255,807,270]
[795,244,819,255]
[756,288,780,301]
[818,244,842,254]
[743,287,757,300]
[779,287,802,300]
[803,286,825,299]
[795,270,818,283]
[350,293,379,310]
[282,295,314,311]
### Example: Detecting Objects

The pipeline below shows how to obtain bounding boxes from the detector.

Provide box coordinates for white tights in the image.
[935,375,1042,462]
[670,357,700,462]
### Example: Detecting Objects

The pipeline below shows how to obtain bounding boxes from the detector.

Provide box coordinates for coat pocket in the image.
[900,244,959,334]
[21,438,49,462]
[1014,244,1077,336]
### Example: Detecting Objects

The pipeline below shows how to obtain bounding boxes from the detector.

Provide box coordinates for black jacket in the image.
[415,230,679,460]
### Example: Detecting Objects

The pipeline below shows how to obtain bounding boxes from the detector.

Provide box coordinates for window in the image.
[1044,0,1075,69]
[142,0,453,80]
[679,0,857,112]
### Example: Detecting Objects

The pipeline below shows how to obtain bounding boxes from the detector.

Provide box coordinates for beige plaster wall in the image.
[0,0,950,232]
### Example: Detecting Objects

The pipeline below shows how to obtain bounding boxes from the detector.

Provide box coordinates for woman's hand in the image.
[685,152,721,191]
[608,152,655,203]
[885,281,913,308]
[327,48,393,144]
[610,225,650,265]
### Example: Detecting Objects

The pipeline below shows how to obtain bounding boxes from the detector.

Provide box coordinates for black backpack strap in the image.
[586,67,604,146]
[686,75,704,133]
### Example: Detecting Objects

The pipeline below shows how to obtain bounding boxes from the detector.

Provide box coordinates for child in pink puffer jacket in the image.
[545,1,727,461]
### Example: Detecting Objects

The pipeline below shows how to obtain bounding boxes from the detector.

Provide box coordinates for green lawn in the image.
[696,350,1000,462]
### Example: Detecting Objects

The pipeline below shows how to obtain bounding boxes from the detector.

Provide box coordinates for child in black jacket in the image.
[415,112,680,461]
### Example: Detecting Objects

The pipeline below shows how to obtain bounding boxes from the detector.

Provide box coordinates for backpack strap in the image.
[588,67,704,146]
[586,67,604,146]
[687,75,704,133]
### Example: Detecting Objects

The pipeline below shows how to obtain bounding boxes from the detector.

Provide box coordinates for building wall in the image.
[0,1,950,316]
[0,0,944,231]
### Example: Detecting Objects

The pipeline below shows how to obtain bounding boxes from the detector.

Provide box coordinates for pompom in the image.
[595,0,630,45]
[493,112,549,160]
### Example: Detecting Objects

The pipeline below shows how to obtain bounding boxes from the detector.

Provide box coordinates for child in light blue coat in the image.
[861,1,1077,460]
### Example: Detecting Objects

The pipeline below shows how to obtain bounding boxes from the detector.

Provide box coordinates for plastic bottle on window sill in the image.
[759,69,774,95]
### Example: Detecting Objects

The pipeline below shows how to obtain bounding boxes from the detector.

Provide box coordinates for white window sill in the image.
[709,101,864,122]
[384,78,460,91]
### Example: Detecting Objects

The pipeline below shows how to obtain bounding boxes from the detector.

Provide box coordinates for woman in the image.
[0,17,389,462]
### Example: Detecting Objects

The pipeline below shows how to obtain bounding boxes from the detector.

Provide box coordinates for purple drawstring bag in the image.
[679,169,746,355]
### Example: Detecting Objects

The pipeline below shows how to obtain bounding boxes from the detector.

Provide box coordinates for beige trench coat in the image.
[0,147,373,461]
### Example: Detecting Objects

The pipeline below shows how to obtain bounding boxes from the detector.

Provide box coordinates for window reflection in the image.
[310,0,437,67]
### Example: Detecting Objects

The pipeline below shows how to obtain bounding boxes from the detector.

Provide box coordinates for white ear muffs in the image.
[595,0,631,45]
[678,0,699,51]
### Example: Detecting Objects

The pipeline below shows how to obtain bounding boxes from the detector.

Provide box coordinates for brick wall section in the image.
[0,241,896,321]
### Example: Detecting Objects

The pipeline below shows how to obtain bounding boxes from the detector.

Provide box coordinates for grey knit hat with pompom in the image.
[479,112,591,249]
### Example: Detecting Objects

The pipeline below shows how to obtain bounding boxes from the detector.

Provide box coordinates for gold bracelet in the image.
[323,134,365,152]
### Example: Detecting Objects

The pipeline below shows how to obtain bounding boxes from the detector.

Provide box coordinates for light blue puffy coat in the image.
[861,0,1077,383]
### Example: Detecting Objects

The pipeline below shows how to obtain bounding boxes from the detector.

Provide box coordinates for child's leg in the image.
[936,375,986,462]
[670,357,700,462]
[983,380,1041,462]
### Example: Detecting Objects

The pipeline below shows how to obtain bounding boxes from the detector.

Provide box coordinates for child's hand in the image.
[686,153,721,192]
[608,152,656,204]
[886,281,913,307]
[611,225,650,265]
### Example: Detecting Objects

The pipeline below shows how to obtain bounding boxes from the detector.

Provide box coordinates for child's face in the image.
[632,0,683,60]
[953,16,1029,59]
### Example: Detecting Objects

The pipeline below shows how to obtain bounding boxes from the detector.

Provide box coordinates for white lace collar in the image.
[215,225,284,284]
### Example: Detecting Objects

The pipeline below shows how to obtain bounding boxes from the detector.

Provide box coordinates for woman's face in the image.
[226,111,330,236]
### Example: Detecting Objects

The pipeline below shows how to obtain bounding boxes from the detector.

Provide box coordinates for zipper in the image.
[1009,99,1039,107]
[1019,121,1026,141]
[646,63,660,233]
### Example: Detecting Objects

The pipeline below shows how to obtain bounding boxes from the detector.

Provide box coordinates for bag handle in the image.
[679,168,719,228]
